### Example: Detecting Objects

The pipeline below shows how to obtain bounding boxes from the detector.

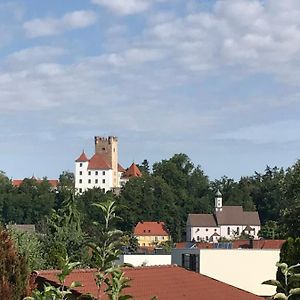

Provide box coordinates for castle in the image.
[75,136,141,193]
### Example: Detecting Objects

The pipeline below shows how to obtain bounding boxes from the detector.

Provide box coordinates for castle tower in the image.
[215,190,223,212]
[94,136,119,187]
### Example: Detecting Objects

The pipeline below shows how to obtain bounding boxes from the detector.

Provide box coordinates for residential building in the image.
[12,178,59,190]
[171,247,280,296]
[116,254,171,266]
[133,221,170,247]
[75,136,141,193]
[186,190,261,242]
[34,265,264,300]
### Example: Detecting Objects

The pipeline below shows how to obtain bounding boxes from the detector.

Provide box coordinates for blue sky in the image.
[1,0,300,180]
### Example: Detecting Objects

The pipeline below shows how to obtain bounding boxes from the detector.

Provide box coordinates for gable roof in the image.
[12,179,58,188]
[75,151,89,162]
[134,221,169,236]
[118,163,126,172]
[215,207,260,226]
[187,214,217,227]
[188,206,260,227]
[123,163,142,178]
[36,266,264,300]
[88,153,111,170]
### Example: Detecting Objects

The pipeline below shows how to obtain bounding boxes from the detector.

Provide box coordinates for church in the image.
[186,191,261,243]
[75,136,142,194]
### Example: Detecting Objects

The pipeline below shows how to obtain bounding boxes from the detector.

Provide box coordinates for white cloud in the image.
[23,10,97,38]
[91,0,164,15]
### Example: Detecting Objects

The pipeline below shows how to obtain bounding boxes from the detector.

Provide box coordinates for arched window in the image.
[227,227,230,235]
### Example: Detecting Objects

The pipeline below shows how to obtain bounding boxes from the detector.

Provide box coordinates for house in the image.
[75,136,142,194]
[34,265,264,300]
[133,221,170,247]
[12,178,59,190]
[171,247,280,296]
[186,190,261,242]
[116,253,171,266]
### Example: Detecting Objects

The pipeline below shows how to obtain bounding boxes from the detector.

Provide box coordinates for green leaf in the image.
[273,293,287,299]
[262,279,284,290]
[70,281,82,288]
[290,288,300,295]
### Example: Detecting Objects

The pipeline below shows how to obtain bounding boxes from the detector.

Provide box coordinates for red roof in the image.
[123,163,142,178]
[75,151,88,162]
[134,221,169,236]
[12,179,58,188]
[36,266,264,300]
[88,153,111,170]
[118,163,126,172]
[232,239,285,249]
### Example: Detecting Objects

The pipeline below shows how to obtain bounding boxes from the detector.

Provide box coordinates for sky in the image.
[1,0,300,181]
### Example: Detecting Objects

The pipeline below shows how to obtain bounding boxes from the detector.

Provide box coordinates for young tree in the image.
[0,227,31,300]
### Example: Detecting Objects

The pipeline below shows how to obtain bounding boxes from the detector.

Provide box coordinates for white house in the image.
[171,247,280,296]
[186,191,261,242]
[75,136,142,194]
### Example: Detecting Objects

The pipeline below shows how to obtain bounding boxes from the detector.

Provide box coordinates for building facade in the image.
[186,191,261,242]
[134,221,170,247]
[75,136,141,193]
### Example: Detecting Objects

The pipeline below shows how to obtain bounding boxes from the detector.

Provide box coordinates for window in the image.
[155,236,158,241]
[148,230,151,233]
[102,179,105,183]
[79,188,82,193]
[79,163,82,167]
[227,227,230,235]
[95,171,98,175]
[95,179,98,184]
[162,236,164,240]
[102,147,105,151]
[237,227,240,235]
[206,236,208,241]
[197,236,200,241]
[102,188,105,193]
[182,254,199,272]
[206,228,208,232]
[143,230,146,233]
[88,179,91,184]
[253,228,255,235]
[214,228,217,232]
[102,171,105,175]
[143,243,145,246]
[88,171,91,175]
[79,171,82,175]
[79,179,82,184]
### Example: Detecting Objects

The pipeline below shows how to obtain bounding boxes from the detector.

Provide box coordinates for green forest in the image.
[1,153,300,243]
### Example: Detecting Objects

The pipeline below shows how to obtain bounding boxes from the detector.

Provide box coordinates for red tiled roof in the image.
[88,153,111,170]
[36,266,264,300]
[232,239,285,249]
[123,163,142,178]
[118,163,126,172]
[75,151,89,162]
[12,179,58,188]
[134,221,169,236]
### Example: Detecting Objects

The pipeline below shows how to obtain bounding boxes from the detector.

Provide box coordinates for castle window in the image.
[79,179,82,184]
[95,179,98,184]
[102,171,105,175]
[88,179,91,184]
[79,171,82,175]
[95,171,98,175]
[227,227,230,235]
[102,179,105,183]
[79,163,82,167]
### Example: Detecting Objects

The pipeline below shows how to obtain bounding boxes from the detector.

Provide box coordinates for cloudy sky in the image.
[1,0,300,180]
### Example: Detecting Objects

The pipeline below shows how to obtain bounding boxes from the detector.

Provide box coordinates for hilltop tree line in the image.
[0,153,300,241]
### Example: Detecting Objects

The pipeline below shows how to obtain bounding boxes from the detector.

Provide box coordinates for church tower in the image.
[94,136,119,187]
[215,190,223,212]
